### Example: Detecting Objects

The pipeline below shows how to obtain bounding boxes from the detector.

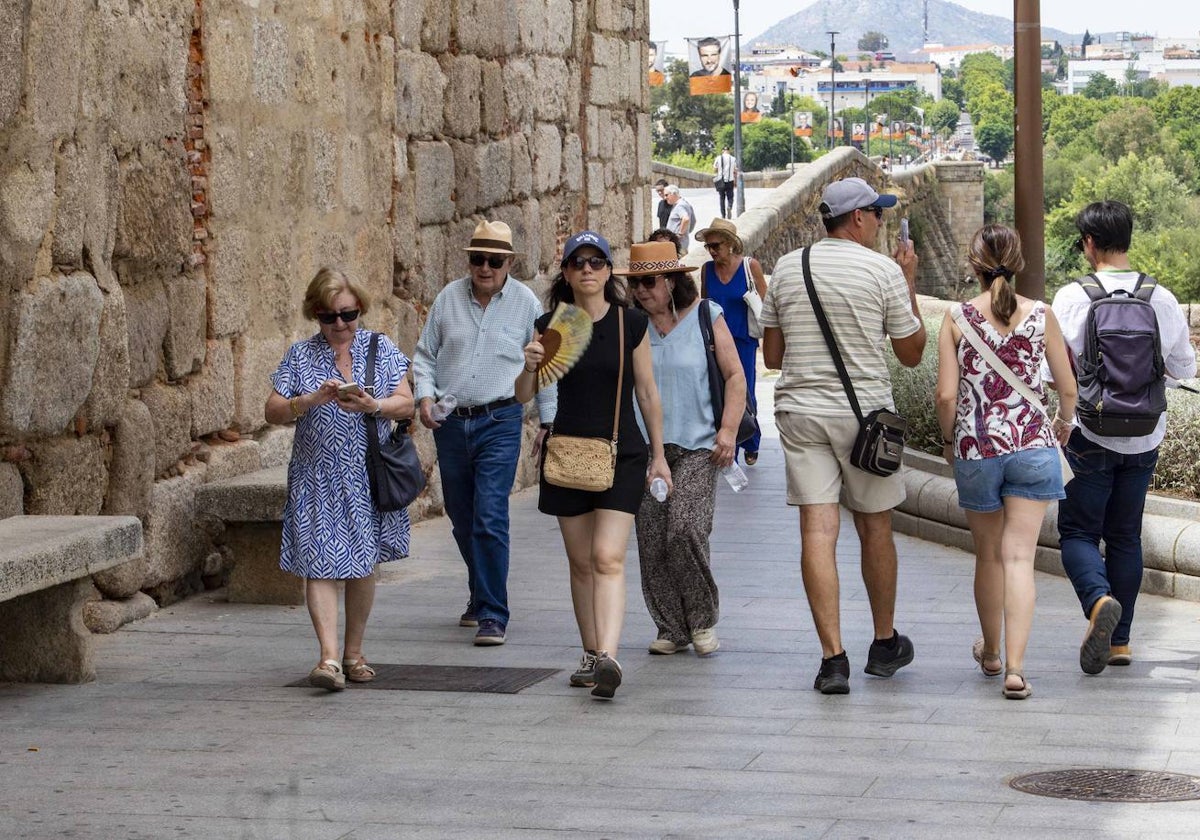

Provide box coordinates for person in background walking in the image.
[654,179,671,230]
[664,186,694,243]
[695,218,766,465]
[713,146,739,219]
[936,225,1076,700]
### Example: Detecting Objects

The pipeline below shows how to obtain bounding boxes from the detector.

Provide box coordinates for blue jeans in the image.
[1058,428,1158,646]
[433,403,523,625]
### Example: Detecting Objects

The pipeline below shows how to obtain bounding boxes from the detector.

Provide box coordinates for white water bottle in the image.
[649,477,668,502]
[429,394,458,421]
[722,463,749,493]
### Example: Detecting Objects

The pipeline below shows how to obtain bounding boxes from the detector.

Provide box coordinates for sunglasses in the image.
[315,309,360,324]
[628,275,661,289]
[469,253,509,269]
[703,241,724,252]
[862,206,884,219]
[565,255,609,271]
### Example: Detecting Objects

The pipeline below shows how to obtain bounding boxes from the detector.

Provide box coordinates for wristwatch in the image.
[371,401,383,418]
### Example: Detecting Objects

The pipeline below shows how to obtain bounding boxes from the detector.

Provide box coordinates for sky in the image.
[650,1,1200,51]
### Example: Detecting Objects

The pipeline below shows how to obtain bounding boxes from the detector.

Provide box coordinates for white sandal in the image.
[308,658,346,691]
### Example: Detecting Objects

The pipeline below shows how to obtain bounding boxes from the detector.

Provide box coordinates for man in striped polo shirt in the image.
[760,177,926,695]
[414,220,557,647]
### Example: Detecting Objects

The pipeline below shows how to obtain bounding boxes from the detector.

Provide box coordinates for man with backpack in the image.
[1048,201,1196,675]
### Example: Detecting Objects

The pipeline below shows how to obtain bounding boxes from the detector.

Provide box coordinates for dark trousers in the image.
[716,180,735,218]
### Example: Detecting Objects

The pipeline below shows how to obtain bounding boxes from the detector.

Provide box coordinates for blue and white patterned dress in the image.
[271,329,411,579]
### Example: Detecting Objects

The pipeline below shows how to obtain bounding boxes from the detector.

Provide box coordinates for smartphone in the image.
[899,218,910,245]
[337,382,364,399]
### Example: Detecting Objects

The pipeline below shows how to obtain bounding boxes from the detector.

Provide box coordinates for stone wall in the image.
[1,1,651,606]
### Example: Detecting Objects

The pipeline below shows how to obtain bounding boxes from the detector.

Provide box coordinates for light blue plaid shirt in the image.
[413,276,556,423]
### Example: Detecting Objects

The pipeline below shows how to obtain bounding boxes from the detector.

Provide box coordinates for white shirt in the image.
[1047,269,1196,454]
[714,152,737,182]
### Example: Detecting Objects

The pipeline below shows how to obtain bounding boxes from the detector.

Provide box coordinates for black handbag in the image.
[697,299,760,445]
[364,333,426,512]
[800,247,907,477]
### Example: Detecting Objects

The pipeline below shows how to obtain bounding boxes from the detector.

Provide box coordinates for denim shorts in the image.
[953,447,1066,513]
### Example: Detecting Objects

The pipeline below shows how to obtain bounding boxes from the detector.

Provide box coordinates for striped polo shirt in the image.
[760,237,921,417]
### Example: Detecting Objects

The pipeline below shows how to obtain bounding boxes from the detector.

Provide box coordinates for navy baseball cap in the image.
[819,177,898,217]
[561,230,612,265]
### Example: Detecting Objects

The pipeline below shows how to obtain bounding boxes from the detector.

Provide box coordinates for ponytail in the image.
[988,269,1017,326]
[967,225,1025,326]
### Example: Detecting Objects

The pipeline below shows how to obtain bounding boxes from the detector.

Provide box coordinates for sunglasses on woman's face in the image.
[628,275,662,289]
[315,309,360,324]
[565,255,609,271]
[468,253,508,269]
[703,241,723,252]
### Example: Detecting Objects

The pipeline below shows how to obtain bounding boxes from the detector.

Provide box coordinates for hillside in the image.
[748,0,1077,57]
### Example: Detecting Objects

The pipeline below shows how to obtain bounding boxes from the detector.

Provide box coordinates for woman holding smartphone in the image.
[264,266,415,692]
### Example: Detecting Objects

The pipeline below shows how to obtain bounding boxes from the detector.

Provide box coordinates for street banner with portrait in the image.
[873,114,887,138]
[852,123,866,142]
[740,90,761,123]
[648,40,666,87]
[687,35,732,95]
[828,118,844,139]
[793,111,813,137]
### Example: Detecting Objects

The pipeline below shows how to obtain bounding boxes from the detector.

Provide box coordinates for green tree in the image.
[1129,226,1200,302]
[960,52,1007,101]
[970,83,1014,126]
[650,58,735,158]
[1152,85,1200,128]
[1094,105,1160,164]
[1082,73,1119,99]
[927,98,961,135]
[858,31,889,52]
[983,169,1015,225]
[941,76,965,110]
[1043,93,1117,148]
[714,119,802,170]
[976,121,1014,164]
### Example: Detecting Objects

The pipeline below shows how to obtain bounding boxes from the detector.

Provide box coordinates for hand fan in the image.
[537,302,594,390]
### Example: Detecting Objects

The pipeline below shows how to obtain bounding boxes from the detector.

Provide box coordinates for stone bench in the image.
[0,515,143,683]
[195,465,304,605]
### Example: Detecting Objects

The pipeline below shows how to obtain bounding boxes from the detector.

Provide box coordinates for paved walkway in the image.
[4,381,1200,838]
[679,186,772,238]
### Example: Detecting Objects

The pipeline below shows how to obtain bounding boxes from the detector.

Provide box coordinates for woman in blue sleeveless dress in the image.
[695,218,767,465]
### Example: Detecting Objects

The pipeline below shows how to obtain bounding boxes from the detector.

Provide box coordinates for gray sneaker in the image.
[591,653,623,700]
[569,650,598,687]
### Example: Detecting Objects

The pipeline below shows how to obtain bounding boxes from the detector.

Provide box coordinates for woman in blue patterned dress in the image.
[265,267,415,691]
[695,218,767,465]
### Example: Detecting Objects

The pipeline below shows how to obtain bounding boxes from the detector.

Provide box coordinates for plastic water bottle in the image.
[649,477,668,502]
[722,463,749,493]
[429,394,458,421]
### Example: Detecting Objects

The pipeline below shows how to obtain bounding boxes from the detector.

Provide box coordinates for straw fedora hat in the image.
[463,219,519,255]
[612,241,699,277]
[693,217,744,250]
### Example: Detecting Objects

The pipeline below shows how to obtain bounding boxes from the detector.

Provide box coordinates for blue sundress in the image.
[270,329,411,578]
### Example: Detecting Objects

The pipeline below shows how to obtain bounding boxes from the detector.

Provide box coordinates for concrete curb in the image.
[894,448,1200,603]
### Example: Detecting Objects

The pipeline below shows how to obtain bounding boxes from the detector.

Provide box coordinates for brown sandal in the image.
[972,637,1003,677]
[309,659,346,691]
[342,656,377,683]
[1003,669,1032,700]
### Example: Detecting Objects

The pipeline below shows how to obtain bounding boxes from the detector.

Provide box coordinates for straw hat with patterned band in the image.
[463,219,519,255]
[612,241,700,277]
[693,217,743,251]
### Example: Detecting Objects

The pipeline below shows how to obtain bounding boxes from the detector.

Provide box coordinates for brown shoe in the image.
[1108,645,1133,666]
[1080,596,1122,675]
[342,656,377,683]
[308,659,346,692]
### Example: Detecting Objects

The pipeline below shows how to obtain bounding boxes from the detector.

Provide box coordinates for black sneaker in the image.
[590,653,623,699]
[813,655,850,694]
[473,619,506,646]
[569,650,599,687]
[459,601,478,627]
[864,632,914,677]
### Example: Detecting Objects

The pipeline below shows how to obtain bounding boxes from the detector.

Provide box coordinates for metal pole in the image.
[864,79,871,157]
[1014,0,1045,299]
[828,31,838,149]
[733,0,745,216]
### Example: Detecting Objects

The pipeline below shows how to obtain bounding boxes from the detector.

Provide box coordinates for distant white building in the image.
[921,43,1013,71]
[743,62,942,115]
[1067,52,1200,93]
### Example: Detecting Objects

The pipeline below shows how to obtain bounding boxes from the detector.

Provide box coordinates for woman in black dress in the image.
[516,231,671,700]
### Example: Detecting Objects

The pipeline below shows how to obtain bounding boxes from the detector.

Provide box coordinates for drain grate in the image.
[1010,769,1200,803]
[287,664,560,694]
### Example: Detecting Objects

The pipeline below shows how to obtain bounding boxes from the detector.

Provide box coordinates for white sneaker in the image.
[691,628,720,656]
[647,637,685,655]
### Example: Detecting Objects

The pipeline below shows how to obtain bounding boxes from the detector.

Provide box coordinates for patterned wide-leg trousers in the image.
[635,444,720,645]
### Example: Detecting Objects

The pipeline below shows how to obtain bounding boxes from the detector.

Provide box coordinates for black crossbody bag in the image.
[800,247,907,476]
[696,299,759,445]
[364,333,426,511]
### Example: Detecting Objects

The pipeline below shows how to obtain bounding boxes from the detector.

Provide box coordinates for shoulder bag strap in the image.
[1132,272,1156,301]
[364,333,383,454]
[697,300,724,432]
[1075,273,1107,302]
[743,257,754,293]
[610,307,625,444]
[801,247,865,423]
[950,305,1049,422]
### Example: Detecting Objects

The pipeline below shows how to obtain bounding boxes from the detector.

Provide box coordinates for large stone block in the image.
[21,434,107,515]
[511,134,533,201]
[414,224,450,298]
[0,141,55,288]
[341,133,370,214]
[454,0,519,57]
[205,13,252,106]
[502,59,535,133]
[164,271,206,379]
[256,425,296,468]
[232,333,291,432]
[532,57,570,123]
[21,0,84,135]
[140,382,194,477]
[252,18,290,105]
[121,278,169,388]
[0,580,100,683]
[108,1,192,143]
[1,272,103,436]
[141,466,207,590]
[207,227,250,337]
[0,462,22,519]
[411,141,455,224]
[0,2,21,130]
[83,591,156,634]
[476,140,513,210]
[224,522,304,605]
[394,50,445,138]
[450,139,482,215]
[207,123,246,220]
[189,339,236,438]
[203,439,262,484]
[562,132,584,192]
[440,54,482,139]
[480,60,506,137]
[103,397,155,521]
[310,127,338,214]
[82,263,131,430]
[113,143,193,285]
[545,0,574,56]
[532,124,563,193]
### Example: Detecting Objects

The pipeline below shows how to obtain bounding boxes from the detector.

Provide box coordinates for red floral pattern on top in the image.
[954,302,1056,460]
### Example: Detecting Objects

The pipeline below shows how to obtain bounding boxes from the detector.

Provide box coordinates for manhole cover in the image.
[286,664,559,694]
[1010,769,1200,803]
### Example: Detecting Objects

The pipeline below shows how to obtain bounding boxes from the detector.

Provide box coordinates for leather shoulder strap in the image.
[801,247,864,422]
[610,308,625,443]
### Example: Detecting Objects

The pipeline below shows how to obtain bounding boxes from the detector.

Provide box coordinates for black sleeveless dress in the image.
[536,304,650,516]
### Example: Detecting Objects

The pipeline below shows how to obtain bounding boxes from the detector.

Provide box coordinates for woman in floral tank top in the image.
[935,225,1077,701]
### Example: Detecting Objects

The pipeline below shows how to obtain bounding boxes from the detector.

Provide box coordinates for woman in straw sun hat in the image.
[695,218,767,465]
[620,241,747,657]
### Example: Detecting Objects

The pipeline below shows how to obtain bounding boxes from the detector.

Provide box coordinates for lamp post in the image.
[733,0,745,216]
[827,30,838,149]
[864,77,871,157]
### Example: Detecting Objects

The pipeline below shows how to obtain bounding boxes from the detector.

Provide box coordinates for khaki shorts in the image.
[776,411,906,513]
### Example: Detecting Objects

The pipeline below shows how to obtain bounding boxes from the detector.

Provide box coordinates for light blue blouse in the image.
[636,300,724,451]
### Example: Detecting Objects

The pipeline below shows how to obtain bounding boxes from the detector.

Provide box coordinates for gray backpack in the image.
[1073,273,1167,437]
